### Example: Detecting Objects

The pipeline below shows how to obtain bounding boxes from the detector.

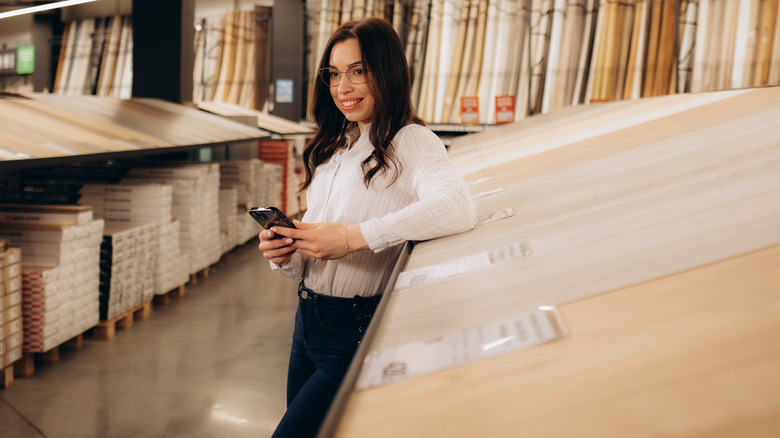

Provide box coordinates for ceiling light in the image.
[0,0,97,20]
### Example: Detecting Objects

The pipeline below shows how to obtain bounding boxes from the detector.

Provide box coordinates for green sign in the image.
[16,45,34,75]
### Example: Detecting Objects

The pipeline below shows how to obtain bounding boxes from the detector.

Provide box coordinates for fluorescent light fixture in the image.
[0,0,97,20]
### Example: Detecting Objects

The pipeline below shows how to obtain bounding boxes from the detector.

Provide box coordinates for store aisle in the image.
[0,240,299,438]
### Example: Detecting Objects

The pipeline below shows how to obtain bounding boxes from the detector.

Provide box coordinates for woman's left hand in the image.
[273,220,357,260]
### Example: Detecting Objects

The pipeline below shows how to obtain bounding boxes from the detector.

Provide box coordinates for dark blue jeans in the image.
[272,283,380,438]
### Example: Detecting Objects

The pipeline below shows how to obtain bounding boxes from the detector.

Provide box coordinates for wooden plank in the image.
[464,0,489,100]
[97,15,122,97]
[449,0,481,123]
[612,0,635,99]
[652,0,677,96]
[52,21,72,94]
[419,0,443,121]
[584,0,608,102]
[770,0,780,83]
[731,0,759,88]
[676,0,698,93]
[1,366,13,389]
[571,0,598,105]
[434,0,464,122]
[214,10,238,102]
[690,0,712,92]
[114,16,134,99]
[548,0,584,110]
[13,354,34,379]
[752,0,779,86]
[528,0,553,113]
[641,0,663,97]
[717,0,740,89]
[441,0,469,123]
[55,19,78,95]
[624,0,649,98]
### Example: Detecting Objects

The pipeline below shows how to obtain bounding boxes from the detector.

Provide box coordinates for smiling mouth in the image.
[341,98,363,108]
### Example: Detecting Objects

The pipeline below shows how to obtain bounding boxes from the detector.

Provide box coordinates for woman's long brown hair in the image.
[301,18,423,191]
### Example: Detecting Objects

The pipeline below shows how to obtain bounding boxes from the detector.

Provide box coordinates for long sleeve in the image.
[278,123,475,298]
[360,125,476,252]
[270,252,305,281]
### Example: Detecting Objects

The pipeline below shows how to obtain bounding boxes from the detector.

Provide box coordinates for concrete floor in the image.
[0,240,299,438]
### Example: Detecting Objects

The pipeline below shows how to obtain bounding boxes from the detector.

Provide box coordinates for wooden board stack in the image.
[218,159,285,245]
[98,223,156,320]
[0,243,22,387]
[78,183,188,297]
[324,86,780,437]
[122,164,222,277]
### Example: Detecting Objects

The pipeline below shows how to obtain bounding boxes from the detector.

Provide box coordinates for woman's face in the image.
[328,38,375,133]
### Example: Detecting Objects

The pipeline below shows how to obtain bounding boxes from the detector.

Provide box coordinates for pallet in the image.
[152,284,186,306]
[188,265,212,285]
[13,333,85,379]
[90,301,152,341]
[2,365,13,389]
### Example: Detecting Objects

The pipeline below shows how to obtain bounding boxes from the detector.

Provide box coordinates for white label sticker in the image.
[394,242,532,291]
[357,307,565,389]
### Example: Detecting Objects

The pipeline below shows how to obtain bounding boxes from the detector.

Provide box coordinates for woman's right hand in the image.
[257,228,296,266]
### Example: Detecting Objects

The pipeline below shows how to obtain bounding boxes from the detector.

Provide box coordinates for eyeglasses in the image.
[319,65,368,87]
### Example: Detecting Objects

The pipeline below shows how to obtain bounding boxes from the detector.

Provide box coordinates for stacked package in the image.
[219,159,284,245]
[0,205,102,353]
[258,140,299,215]
[0,242,22,369]
[219,187,239,253]
[99,223,156,320]
[78,183,189,297]
[122,164,222,275]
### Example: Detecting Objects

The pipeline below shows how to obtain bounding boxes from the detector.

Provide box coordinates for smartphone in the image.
[248,206,296,239]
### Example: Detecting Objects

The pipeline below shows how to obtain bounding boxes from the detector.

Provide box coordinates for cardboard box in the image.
[5,344,21,366]
[0,262,20,283]
[0,223,87,243]
[6,276,20,295]
[5,331,21,351]
[3,291,21,308]
[79,183,173,198]
[0,204,93,225]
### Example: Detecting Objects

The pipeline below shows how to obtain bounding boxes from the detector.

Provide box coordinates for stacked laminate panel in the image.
[218,159,285,244]
[0,206,102,354]
[257,140,300,215]
[99,223,156,320]
[122,164,222,276]
[218,187,240,253]
[327,86,780,437]
[78,183,189,297]
[0,244,22,374]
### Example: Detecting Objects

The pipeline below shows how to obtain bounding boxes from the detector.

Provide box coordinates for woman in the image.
[258,17,475,437]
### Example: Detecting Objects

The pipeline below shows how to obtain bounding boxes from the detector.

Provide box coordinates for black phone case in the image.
[248,207,296,239]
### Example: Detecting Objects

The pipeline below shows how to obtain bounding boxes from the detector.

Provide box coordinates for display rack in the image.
[0,93,268,170]
[321,85,780,437]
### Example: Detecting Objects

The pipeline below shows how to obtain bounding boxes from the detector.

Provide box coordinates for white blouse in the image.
[272,123,475,298]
